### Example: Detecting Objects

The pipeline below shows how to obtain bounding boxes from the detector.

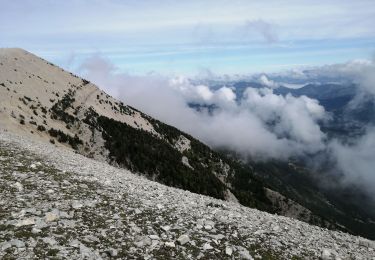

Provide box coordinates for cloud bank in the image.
[78,55,375,196]
[328,60,375,195]
[79,55,327,160]
[329,129,375,194]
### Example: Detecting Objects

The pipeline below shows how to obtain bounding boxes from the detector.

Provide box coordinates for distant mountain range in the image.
[210,80,374,139]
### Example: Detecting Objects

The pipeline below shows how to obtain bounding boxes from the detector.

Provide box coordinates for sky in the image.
[1,0,375,76]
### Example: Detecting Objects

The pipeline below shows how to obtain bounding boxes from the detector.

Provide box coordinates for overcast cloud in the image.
[2,0,375,75]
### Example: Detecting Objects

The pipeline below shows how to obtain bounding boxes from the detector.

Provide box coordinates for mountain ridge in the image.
[0,48,371,238]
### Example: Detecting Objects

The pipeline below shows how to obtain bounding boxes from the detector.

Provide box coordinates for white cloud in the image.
[358,61,375,97]
[79,55,327,161]
[329,128,375,196]
[242,88,326,146]
[78,54,375,196]
[258,74,279,88]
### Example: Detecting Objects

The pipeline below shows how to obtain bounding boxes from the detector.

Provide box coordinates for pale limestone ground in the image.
[0,130,374,259]
[0,48,156,151]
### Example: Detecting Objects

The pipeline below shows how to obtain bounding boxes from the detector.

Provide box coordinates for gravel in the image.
[0,130,374,259]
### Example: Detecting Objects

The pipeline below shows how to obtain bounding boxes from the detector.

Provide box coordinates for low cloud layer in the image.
[329,60,375,195]
[79,56,327,160]
[329,128,375,194]
[78,55,375,196]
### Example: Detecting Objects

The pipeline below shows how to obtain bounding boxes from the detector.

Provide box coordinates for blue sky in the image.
[1,0,375,76]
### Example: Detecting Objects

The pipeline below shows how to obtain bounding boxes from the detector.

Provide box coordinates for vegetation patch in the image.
[48,128,82,150]
[50,90,77,125]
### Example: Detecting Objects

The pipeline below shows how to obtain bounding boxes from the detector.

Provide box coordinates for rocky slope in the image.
[1,130,375,259]
[0,48,330,228]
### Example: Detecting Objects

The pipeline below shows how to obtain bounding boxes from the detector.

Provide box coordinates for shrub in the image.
[24,96,32,102]
[37,125,46,131]
[82,79,90,85]
[48,128,82,149]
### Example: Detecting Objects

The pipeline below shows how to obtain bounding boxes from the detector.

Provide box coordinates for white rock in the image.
[42,237,57,246]
[211,234,225,240]
[272,225,280,232]
[151,240,159,247]
[165,242,175,248]
[177,234,190,245]
[204,225,213,230]
[1,242,12,251]
[69,239,81,248]
[254,229,264,235]
[149,235,159,240]
[238,247,253,260]
[31,227,42,234]
[225,246,233,256]
[131,225,142,233]
[203,243,213,250]
[45,211,59,222]
[14,182,23,191]
[107,248,118,257]
[197,219,205,226]
[34,218,48,229]
[10,239,25,248]
[321,249,332,260]
[161,225,170,232]
[16,218,35,227]
[134,236,152,247]
[79,243,97,258]
[181,156,193,169]
[72,200,84,209]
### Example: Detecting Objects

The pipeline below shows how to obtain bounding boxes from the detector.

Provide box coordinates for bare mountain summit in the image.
[0,48,156,156]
